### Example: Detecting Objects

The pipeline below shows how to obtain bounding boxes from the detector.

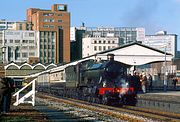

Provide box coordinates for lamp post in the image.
[163,45,167,91]
[2,46,6,64]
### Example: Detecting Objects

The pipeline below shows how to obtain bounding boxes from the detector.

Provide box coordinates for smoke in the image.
[122,0,159,31]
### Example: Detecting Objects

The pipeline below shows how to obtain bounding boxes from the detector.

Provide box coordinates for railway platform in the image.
[1,89,180,121]
[136,89,180,114]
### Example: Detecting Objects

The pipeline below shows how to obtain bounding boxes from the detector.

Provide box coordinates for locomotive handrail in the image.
[13,79,36,106]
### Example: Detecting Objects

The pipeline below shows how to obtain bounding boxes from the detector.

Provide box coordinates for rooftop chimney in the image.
[107,54,114,61]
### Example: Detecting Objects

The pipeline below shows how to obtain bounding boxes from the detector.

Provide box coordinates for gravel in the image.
[36,97,162,122]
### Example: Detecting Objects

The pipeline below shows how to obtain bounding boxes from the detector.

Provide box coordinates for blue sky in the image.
[1,0,180,50]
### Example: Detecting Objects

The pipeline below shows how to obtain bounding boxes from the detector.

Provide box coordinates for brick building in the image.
[27,4,70,64]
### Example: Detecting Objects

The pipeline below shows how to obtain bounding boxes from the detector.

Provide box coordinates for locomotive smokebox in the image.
[107,53,115,61]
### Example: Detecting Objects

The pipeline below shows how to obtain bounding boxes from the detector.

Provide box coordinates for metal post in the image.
[163,46,167,91]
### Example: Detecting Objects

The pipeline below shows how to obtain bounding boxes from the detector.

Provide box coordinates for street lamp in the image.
[163,45,167,91]
[2,46,6,64]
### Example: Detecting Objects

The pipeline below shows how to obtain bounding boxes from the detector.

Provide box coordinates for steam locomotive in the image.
[37,54,137,105]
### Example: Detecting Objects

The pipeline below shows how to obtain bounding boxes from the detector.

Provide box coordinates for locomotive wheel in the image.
[102,95,109,105]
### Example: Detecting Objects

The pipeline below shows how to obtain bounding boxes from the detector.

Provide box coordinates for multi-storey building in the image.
[0,20,32,64]
[70,27,85,61]
[79,27,144,58]
[71,27,145,60]
[27,4,70,64]
[85,27,145,44]
[0,19,29,30]
[0,30,39,64]
[82,36,119,57]
[144,31,178,58]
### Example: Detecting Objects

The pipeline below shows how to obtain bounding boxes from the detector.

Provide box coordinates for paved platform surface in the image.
[147,91,180,96]
[137,90,180,103]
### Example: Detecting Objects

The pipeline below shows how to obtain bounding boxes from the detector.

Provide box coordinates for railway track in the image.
[36,92,180,122]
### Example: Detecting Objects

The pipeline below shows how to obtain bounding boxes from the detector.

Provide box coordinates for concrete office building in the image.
[0,30,39,64]
[0,20,32,64]
[70,26,145,60]
[139,31,179,78]
[0,19,29,30]
[82,37,119,57]
[144,31,178,58]
[27,4,70,64]
[81,27,145,58]
[85,27,145,44]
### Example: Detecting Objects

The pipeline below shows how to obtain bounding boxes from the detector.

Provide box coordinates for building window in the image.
[29,52,35,56]
[58,20,63,22]
[94,46,97,51]
[43,24,49,28]
[103,40,106,43]
[22,40,28,43]
[10,40,13,43]
[29,46,35,49]
[99,40,101,43]
[44,45,47,49]
[44,52,47,57]
[48,45,51,49]
[16,53,20,58]
[0,26,6,29]
[99,46,102,51]
[49,25,54,28]
[15,40,20,43]
[43,18,54,22]
[10,52,13,58]
[29,33,34,37]
[58,26,62,29]
[22,52,28,58]
[108,41,110,44]
[19,24,23,30]
[43,13,54,16]
[108,46,111,49]
[22,46,28,49]
[94,40,97,43]
[103,46,106,50]
[58,13,63,16]
[7,22,14,24]
[48,51,51,57]
[29,40,34,43]
[52,51,54,57]
[0,22,5,24]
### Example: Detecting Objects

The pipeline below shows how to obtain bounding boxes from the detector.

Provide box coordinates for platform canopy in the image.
[87,42,173,66]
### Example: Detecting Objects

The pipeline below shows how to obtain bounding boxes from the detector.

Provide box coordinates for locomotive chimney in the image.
[107,54,114,61]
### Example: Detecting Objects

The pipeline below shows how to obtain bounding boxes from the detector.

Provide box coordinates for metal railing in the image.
[13,79,36,106]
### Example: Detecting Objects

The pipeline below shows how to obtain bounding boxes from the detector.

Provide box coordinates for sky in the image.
[0,0,180,50]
